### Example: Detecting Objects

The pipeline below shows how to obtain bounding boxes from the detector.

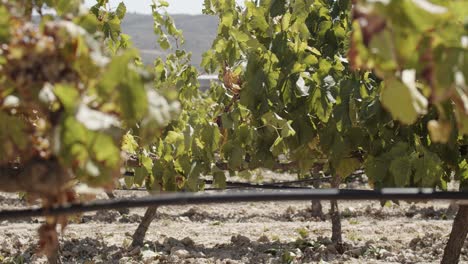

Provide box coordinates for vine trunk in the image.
[131,206,158,247]
[442,205,468,264]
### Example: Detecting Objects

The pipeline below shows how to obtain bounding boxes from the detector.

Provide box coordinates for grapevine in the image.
[0,0,177,258]
[350,1,468,262]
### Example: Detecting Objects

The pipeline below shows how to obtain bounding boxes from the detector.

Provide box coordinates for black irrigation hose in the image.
[120,170,365,192]
[123,172,338,189]
[1,188,468,220]
[270,177,333,185]
[202,180,312,190]
[205,174,360,189]
[119,180,311,191]
[123,171,324,190]
[120,184,309,192]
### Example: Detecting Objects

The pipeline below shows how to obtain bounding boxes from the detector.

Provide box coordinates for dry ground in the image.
[0,187,466,264]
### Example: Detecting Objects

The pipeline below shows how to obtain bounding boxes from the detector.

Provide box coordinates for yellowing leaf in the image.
[427,119,452,143]
[122,133,138,154]
[335,158,361,178]
[381,77,427,124]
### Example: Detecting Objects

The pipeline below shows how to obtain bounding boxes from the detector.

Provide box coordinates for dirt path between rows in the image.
[0,189,466,263]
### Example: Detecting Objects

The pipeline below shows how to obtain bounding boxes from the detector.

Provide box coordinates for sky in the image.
[84,0,243,15]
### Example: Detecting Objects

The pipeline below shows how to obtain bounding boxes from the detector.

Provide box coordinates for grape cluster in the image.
[0,21,81,94]
[0,17,104,160]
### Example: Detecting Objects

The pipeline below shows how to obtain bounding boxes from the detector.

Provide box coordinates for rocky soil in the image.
[0,187,466,264]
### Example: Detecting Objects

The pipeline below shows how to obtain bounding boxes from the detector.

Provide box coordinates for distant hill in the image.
[122,13,218,69]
